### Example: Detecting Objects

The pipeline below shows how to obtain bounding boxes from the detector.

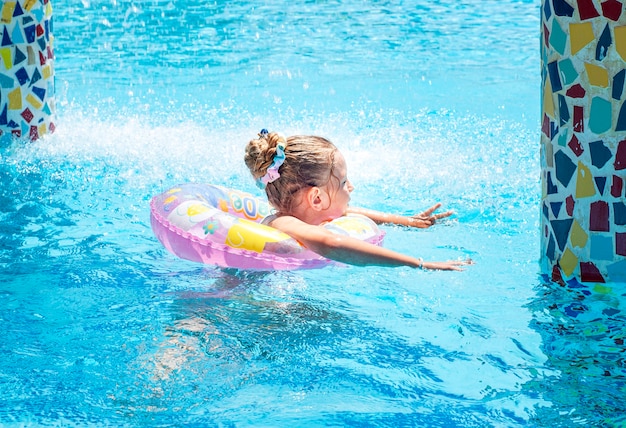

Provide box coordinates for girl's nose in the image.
[347,180,354,192]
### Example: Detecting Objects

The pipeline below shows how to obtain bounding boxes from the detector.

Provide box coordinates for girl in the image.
[244,130,471,271]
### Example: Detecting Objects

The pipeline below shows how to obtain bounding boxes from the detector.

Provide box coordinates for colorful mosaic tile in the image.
[602,0,623,21]
[0,0,54,140]
[542,0,626,283]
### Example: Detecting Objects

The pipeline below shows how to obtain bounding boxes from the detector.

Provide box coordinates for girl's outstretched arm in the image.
[347,204,454,228]
[269,215,470,271]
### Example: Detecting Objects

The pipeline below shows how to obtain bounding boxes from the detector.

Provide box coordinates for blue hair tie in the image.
[256,141,286,189]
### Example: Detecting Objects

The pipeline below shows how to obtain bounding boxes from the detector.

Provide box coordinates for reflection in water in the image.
[123,268,547,426]
[526,276,626,426]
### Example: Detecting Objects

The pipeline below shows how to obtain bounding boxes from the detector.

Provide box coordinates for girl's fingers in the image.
[420,203,442,216]
[434,210,454,219]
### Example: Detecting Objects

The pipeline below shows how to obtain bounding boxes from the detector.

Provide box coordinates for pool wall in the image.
[0,0,55,140]
[541,0,626,283]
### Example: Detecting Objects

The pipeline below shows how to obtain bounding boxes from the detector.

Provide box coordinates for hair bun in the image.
[244,130,285,180]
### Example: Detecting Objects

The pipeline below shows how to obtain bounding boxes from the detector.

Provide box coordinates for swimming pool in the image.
[1,0,625,425]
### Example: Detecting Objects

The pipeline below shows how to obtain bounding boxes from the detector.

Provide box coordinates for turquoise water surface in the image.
[1,0,625,426]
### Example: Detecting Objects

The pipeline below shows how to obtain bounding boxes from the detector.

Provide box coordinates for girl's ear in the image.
[306,187,329,211]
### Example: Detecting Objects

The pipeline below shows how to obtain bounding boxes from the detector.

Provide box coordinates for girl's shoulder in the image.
[261,213,279,226]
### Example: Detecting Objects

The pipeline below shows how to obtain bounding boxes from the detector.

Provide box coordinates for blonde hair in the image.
[244,131,337,213]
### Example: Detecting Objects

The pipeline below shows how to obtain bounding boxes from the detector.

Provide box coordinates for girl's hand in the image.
[421,258,473,271]
[409,203,454,228]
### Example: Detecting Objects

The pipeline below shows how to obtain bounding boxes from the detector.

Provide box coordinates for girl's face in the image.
[322,151,354,219]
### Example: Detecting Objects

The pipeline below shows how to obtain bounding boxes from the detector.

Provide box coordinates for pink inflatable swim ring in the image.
[150,183,385,270]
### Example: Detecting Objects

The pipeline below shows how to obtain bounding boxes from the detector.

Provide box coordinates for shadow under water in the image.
[525,276,626,427]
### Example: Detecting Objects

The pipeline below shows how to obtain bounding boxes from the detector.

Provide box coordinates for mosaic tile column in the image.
[0,0,54,140]
[541,0,626,283]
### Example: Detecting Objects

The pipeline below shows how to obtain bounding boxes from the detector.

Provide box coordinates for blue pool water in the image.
[2,0,625,426]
